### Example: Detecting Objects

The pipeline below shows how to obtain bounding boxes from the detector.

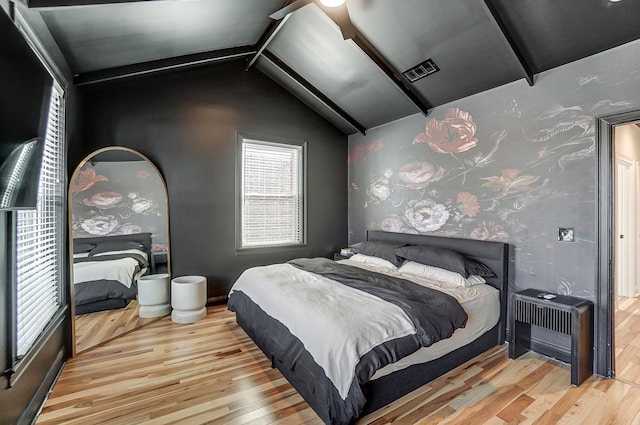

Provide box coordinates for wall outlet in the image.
[558,227,575,242]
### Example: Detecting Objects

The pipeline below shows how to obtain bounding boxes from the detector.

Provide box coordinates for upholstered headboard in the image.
[367,230,509,344]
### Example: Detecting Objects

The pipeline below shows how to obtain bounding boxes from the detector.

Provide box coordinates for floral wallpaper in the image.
[71,161,168,251]
[348,38,640,298]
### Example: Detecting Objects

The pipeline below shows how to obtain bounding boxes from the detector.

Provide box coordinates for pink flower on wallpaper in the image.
[71,168,108,193]
[82,191,123,209]
[413,108,478,154]
[398,161,446,188]
[348,140,384,164]
[470,220,509,242]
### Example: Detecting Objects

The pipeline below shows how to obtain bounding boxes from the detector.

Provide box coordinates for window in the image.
[238,134,305,250]
[15,87,64,357]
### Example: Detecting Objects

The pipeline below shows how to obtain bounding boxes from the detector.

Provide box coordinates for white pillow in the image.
[347,253,399,271]
[399,261,486,287]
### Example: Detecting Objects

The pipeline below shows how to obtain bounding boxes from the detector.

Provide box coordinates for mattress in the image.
[337,258,500,380]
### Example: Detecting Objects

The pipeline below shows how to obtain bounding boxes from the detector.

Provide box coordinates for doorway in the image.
[613,124,640,384]
[596,111,640,379]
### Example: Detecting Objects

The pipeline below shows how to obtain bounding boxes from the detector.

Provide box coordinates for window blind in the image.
[241,140,303,248]
[16,88,64,357]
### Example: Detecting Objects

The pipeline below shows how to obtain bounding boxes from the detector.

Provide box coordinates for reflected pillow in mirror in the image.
[73,242,96,254]
[89,241,144,256]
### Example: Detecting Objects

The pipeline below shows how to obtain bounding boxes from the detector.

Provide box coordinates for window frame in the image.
[235,132,307,254]
[7,85,66,387]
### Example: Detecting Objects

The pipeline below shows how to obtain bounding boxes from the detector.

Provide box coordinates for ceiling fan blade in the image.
[270,0,315,20]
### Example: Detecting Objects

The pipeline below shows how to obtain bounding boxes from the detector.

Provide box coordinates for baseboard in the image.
[207,295,228,306]
[18,347,65,425]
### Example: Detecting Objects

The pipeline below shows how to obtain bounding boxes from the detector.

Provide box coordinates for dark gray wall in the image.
[74,60,348,296]
[348,37,640,360]
[0,8,69,425]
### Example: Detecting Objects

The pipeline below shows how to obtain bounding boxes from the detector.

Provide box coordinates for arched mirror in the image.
[69,147,170,355]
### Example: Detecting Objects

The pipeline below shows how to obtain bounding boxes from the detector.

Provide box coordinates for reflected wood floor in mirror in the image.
[615,296,640,386]
[38,305,640,424]
[75,300,161,353]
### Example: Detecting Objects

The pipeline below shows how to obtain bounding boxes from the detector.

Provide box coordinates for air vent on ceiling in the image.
[402,58,439,83]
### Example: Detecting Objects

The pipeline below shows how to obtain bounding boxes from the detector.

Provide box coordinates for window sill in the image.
[235,243,308,256]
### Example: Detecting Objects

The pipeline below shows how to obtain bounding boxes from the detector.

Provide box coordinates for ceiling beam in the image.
[246,13,292,70]
[26,0,156,7]
[269,0,313,21]
[350,29,432,115]
[74,45,256,86]
[480,0,534,86]
[262,50,366,135]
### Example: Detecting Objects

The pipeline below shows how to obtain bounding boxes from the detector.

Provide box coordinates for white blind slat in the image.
[16,89,64,357]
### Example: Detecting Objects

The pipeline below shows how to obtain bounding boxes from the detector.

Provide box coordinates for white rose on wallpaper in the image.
[398,161,446,188]
[403,199,449,233]
[366,169,394,204]
[381,215,418,234]
[80,215,119,236]
[114,223,143,235]
[132,197,154,214]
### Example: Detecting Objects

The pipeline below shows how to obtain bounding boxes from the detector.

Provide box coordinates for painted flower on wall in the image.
[71,162,167,245]
[129,192,155,214]
[82,191,123,209]
[398,161,446,188]
[403,199,450,233]
[348,140,384,164]
[366,169,393,205]
[80,215,119,236]
[413,108,478,153]
[482,169,540,198]
[381,215,417,234]
[71,169,108,193]
[113,223,143,235]
[470,220,509,242]
[457,192,480,217]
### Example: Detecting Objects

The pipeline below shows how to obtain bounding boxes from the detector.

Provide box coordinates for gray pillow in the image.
[350,241,405,267]
[89,240,144,256]
[394,245,496,278]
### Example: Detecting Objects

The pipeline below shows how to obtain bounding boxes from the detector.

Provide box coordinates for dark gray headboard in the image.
[367,230,509,343]
[73,232,153,254]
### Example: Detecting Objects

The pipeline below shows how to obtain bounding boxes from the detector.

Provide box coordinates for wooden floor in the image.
[615,296,640,386]
[74,300,164,354]
[38,305,640,425]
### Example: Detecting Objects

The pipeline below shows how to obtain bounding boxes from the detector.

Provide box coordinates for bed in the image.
[228,230,509,425]
[72,233,151,315]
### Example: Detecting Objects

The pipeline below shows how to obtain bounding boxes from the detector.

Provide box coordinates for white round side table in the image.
[171,275,207,323]
[137,273,171,318]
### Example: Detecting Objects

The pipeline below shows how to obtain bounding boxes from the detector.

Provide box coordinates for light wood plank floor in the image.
[39,305,640,425]
[75,300,163,354]
[615,296,640,386]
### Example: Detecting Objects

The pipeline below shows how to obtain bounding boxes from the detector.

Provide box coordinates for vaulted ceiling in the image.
[14,0,640,135]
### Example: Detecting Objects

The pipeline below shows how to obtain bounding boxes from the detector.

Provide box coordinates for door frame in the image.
[596,110,640,377]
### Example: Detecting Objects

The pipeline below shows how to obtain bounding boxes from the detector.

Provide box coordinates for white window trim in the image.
[236,132,307,254]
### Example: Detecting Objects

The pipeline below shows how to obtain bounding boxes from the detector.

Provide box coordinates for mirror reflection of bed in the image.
[70,147,170,355]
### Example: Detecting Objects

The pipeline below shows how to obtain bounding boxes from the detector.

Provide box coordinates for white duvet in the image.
[73,249,148,288]
[229,263,417,399]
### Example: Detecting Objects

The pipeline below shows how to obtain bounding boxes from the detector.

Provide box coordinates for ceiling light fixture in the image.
[319,0,346,7]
